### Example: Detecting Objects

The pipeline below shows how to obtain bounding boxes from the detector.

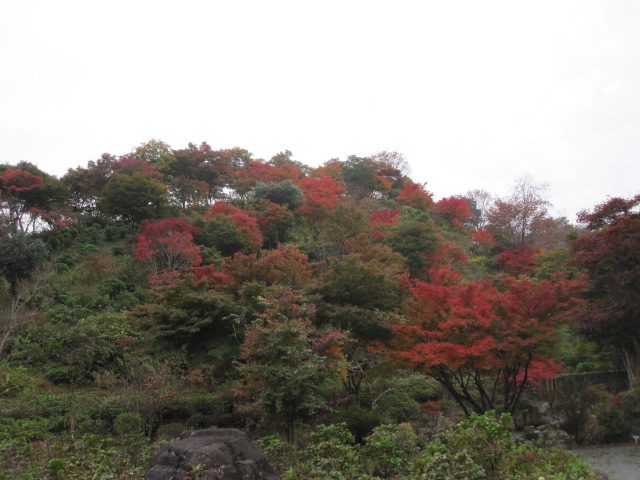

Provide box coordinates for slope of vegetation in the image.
[0,140,638,478]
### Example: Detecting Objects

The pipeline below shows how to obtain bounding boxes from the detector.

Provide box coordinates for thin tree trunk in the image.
[622,338,640,388]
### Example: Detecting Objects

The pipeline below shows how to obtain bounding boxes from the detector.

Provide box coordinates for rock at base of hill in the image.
[145,428,280,480]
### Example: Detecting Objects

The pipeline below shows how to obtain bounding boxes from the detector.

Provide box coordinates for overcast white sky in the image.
[1,0,639,220]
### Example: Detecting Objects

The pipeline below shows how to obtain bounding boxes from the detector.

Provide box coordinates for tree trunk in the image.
[622,338,640,388]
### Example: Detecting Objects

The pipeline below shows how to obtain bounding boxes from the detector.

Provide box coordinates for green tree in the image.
[385,209,440,277]
[235,288,337,440]
[98,173,168,229]
[0,233,49,287]
[253,179,305,210]
[63,153,116,216]
[129,274,240,364]
[129,138,176,174]
[193,214,250,257]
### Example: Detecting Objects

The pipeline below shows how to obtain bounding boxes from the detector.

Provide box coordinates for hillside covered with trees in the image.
[1,139,638,479]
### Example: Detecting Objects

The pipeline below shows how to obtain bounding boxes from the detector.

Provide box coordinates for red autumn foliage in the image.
[221,245,317,290]
[248,199,290,248]
[135,218,202,278]
[435,196,471,223]
[571,194,640,386]
[0,169,44,193]
[192,264,235,289]
[312,159,343,180]
[368,209,401,242]
[206,202,263,252]
[424,242,469,270]
[299,176,345,210]
[470,228,497,253]
[369,209,401,225]
[421,400,442,416]
[396,182,434,210]
[112,155,163,179]
[233,161,303,194]
[497,246,540,276]
[391,267,583,415]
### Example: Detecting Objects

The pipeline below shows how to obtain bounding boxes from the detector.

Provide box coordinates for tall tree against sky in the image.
[486,174,551,248]
[571,194,640,387]
[0,169,44,232]
[98,173,168,230]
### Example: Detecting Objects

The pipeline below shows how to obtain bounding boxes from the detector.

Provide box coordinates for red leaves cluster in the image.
[470,228,496,253]
[436,196,471,224]
[0,169,44,193]
[313,159,343,180]
[393,269,584,399]
[369,209,400,225]
[234,161,303,194]
[135,218,202,282]
[207,202,263,252]
[571,195,640,374]
[299,176,345,210]
[368,209,400,242]
[497,246,539,276]
[221,244,317,290]
[396,182,434,210]
[112,155,163,179]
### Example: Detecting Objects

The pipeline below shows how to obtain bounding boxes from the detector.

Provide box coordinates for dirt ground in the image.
[572,443,640,480]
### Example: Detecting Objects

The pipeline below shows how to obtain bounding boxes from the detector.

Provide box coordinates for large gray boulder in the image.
[145,428,280,480]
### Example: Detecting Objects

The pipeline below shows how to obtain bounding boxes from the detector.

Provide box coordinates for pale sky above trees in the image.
[1,0,638,219]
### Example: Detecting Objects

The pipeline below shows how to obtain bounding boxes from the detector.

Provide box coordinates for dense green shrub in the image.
[257,434,298,475]
[104,225,128,241]
[0,432,157,479]
[113,412,145,436]
[297,423,364,480]
[409,442,485,480]
[621,386,640,418]
[332,405,384,443]
[364,424,419,477]
[376,390,422,423]
[592,406,629,443]
[1,392,115,435]
[262,412,597,480]
[155,422,186,440]
[56,253,78,267]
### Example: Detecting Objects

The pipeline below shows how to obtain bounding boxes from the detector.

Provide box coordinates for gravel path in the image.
[572,444,640,480]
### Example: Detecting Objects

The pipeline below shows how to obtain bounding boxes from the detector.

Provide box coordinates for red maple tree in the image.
[571,194,640,386]
[392,265,583,415]
[497,246,540,276]
[0,169,45,231]
[396,182,434,210]
[436,196,472,225]
[135,218,202,283]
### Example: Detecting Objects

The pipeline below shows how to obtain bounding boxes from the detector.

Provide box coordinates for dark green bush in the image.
[593,407,629,443]
[376,390,422,423]
[113,412,145,436]
[56,253,78,267]
[333,405,384,443]
[155,422,186,441]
